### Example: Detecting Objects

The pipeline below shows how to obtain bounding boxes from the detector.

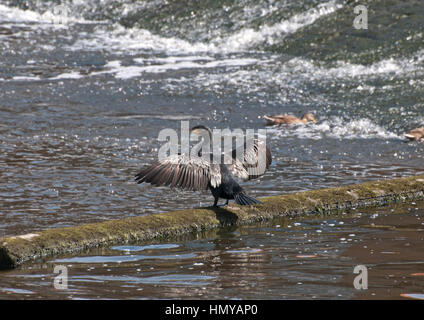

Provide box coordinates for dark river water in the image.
[0,0,423,299]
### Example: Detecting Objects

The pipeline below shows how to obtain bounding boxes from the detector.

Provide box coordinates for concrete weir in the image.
[1,175,424,269]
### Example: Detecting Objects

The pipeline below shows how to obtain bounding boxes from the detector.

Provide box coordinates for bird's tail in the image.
[234,192,262,206]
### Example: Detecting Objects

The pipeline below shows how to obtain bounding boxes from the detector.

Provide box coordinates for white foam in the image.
[2,56,258,82]
[179,49,424,98]
[12,75,41,81]
[0,4,41,23]
[92,57,259,79]
[0,1,345,83]
[2,1,421,88]
[267,117,401,140]
[65,24,211,54]
[0,3,98,26]
[50,72,84,80]
[134,56,215,64]
[327,118,400,139]
[319,59,403,78]
[63,1,342,55]
[287,52,424,80]
[214,1,342,51]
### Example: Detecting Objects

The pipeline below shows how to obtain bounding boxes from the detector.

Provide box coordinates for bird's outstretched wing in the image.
[135,154,221,191]
[228,138,272,180]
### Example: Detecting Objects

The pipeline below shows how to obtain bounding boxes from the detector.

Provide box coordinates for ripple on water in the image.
[53,252,196,264]
[71,274,215,286]
[0,288,34,295]
[110,244,180,252]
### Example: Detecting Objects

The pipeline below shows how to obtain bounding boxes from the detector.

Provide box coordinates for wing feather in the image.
[135,154,220,191]
[229,138,272,180]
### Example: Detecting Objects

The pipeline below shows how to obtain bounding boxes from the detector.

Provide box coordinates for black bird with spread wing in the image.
[135,125,272,207]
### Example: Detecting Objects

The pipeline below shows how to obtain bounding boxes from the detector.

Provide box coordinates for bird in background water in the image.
[135,125,272,207]
[263,113,316,126]
[404,127,424,142]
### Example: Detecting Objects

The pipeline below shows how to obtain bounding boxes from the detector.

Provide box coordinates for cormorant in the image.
[135,125,272,207]
[263,113,316,126]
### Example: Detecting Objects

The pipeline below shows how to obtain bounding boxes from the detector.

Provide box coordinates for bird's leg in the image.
[213,197,229,207]
[213,197,219,207]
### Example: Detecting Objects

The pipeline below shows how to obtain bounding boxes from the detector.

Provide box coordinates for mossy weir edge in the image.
[1,174,424,269]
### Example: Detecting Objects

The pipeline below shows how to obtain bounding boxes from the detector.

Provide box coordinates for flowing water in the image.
[0,0,423,299]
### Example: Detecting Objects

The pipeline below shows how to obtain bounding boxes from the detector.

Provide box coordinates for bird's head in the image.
[303,113,316,123]
[191,125,213,138]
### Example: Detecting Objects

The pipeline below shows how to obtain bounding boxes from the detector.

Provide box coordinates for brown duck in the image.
[263,113,316,126]
[404,127,424,142]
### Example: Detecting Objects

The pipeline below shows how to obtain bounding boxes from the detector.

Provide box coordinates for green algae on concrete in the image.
[1,174,424,269]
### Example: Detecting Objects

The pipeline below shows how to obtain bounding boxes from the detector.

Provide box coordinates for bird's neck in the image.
[195,133,213,158]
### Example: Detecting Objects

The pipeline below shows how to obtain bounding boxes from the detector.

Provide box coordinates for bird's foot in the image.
[213,200,229,208]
